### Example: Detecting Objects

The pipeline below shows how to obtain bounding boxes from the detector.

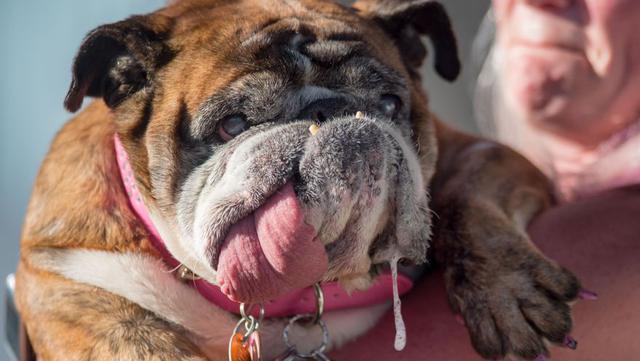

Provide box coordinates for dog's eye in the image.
[218,114,248,141]
[379,94,402,118]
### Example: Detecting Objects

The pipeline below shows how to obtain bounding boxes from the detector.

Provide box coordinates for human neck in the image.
[520,114,640,201]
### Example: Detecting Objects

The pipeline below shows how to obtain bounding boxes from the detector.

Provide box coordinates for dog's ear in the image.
[353,0,460,81]
[64,15,173,112]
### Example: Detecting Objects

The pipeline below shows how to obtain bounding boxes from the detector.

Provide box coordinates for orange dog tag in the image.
[230,333,251,361]
[230,332,261,361]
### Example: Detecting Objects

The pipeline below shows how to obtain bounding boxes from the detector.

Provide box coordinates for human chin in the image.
[501,45,593,125]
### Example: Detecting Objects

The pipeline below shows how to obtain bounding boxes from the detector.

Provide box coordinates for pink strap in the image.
[114,136,171,260]
[114,135,413,317]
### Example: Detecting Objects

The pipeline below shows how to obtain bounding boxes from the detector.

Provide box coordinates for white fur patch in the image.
[34,249,234,359]
[147,207,219,283]
[35,249,390,359]
[384,124,428,203]
[192,128,275,264]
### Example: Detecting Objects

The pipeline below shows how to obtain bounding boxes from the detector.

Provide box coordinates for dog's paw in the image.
[444,244,582,360]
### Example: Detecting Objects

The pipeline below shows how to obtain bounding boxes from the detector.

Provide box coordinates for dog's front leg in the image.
[426,120,581,360]
[15,260,216,361]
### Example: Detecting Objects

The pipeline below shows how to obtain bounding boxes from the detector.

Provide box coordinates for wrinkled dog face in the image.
[65,0,460,303]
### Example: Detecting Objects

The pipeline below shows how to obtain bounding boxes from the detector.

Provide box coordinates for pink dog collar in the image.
[114,134,414,318]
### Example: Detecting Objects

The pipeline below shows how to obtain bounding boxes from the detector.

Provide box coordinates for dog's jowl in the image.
[16,1,582,360]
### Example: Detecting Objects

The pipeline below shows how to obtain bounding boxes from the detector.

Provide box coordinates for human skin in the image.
[332,185,640,361]
[492,0,640,146]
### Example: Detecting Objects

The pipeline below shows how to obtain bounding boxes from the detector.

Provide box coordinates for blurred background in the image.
[0,1,489,359]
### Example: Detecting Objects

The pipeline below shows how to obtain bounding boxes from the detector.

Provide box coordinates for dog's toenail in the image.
[578,288,598,300]
[564,335,578,350]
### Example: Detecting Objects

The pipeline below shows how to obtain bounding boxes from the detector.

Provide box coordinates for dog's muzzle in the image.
[182,116,430,303]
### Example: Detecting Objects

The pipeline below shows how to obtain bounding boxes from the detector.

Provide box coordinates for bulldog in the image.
[15,0,583,360]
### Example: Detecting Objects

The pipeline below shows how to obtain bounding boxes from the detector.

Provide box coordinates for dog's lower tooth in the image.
[309,124,320,135]
[355,111,364,119]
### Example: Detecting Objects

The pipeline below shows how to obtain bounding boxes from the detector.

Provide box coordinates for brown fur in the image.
[428,121,580,359]
[15,102,213,360]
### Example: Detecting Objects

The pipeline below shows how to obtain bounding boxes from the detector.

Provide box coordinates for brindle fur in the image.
[16,0,580,360]
[17,103,213,360]
[430,122,580,359]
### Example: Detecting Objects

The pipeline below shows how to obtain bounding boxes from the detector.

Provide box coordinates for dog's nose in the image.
[297,97,350,123]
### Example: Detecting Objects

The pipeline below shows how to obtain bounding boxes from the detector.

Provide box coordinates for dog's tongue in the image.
[217,182,328,303]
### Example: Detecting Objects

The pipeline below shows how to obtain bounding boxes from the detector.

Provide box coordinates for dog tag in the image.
[229,311,262,361]
[248,332,261,361]
[229,332,261,361]
[230,333,252,361]
[281,313,332,361]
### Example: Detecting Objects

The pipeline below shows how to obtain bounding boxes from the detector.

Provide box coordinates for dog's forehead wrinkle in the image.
[288,85,340,113]
[303,39,362,63]
[238,10,362,66]
[289,31,308,50]
[192,72,287,132]
[240,16,305,49]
